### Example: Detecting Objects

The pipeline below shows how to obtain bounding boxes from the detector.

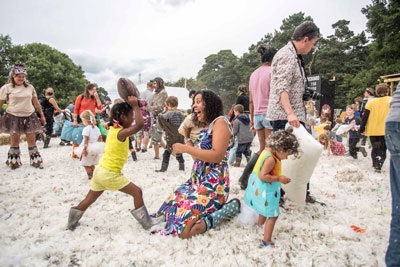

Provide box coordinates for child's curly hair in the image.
[108,102,133,128]
[266,127,300,158]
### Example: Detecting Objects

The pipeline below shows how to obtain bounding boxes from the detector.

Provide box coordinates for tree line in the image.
[0,37,108,108]
[169,0,399,112]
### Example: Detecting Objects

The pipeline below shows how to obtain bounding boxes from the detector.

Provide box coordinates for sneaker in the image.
[141,149,147,153]
[59,141,65,146]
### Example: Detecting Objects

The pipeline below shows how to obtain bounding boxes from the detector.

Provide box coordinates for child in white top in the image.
[74,110,103,179]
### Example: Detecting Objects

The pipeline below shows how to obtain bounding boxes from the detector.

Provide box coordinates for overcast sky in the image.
[1,0,371,95]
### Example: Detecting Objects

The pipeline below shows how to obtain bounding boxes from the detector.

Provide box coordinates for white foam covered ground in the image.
[0,138,391,266]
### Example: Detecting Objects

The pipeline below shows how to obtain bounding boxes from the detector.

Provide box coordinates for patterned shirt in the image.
[266,41,306,122]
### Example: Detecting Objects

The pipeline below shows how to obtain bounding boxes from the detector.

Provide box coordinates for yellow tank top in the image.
[99,126,129,172]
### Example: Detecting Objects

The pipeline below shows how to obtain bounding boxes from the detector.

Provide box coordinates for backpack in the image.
[38,96,55,118]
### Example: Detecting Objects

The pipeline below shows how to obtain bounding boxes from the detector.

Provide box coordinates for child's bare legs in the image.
[119,182,144,209]
[258,214,266,227]
[142,135,149,150]
[76,190,104,211]
[256,128,272,155]
[179,216,207,239]
[263,216,278,245]
[160,139,166,149]
[83,166,93,179]
[136,136,142,149]
[154,144,160,158]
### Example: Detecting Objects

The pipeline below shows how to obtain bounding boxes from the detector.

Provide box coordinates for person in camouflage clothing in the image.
[147,77,168,159]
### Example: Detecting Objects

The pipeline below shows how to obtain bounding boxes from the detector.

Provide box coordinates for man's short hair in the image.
[375,83,389,96]
[292,21,320,41]
[323,125,331,131]
[147,82,152,87]
[354,97,363,104]
[233,104,244,113]
[165,96,179,108]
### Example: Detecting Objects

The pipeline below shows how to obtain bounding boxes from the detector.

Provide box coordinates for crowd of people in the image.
[0,20,399,265]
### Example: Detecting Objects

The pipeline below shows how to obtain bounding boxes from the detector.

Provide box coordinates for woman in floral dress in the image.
[154,90,240,238]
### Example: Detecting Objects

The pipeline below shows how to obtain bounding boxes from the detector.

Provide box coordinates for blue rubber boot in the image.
[204,198,241,230]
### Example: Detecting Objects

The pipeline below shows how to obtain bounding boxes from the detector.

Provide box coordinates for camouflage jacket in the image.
[147,88,168,117]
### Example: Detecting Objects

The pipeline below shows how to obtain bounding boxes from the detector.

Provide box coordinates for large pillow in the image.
[117,78,140,102]
[281,124,323,204]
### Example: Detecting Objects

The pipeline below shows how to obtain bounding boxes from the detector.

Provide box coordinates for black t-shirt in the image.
[39,96,55,119]
[236,94,249,112]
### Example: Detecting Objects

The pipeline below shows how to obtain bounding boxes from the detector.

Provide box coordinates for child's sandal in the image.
[259,240,275,248]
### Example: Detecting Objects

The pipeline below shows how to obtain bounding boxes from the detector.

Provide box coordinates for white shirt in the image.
[80,125,101,146]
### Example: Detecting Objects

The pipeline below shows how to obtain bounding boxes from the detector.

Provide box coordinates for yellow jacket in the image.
[365,96,392,136]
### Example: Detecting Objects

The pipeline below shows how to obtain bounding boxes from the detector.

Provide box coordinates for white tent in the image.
[107,85,192,110]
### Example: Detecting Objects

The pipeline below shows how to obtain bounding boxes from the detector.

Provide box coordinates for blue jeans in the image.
[385,121,400,266]
[236,142,251,159]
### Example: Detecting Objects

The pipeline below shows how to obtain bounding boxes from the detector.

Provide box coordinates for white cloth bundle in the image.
[74,142,105,158]
[336,124,353,136]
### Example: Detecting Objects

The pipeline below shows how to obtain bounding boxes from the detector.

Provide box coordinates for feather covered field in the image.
[0,138,391,266]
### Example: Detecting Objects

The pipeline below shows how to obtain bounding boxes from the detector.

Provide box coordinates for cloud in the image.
[109,58,155,77]
[68,49,177,94]
[149,0,195,7]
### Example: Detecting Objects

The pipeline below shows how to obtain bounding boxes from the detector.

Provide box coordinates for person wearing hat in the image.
[41,88,63,148]
[100,97,111,123]
[146,77,168,159]
[0,63,46,169]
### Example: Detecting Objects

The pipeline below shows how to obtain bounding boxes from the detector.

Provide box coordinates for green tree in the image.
[197,50,241,93]
[271,12,314,49]
[165,77,205,91]
[312,20,369,108]
[197,50,241,111]
[0,35,13,86]
[344,0,400,103]
[10,43,88,107]
[0,38,109,108]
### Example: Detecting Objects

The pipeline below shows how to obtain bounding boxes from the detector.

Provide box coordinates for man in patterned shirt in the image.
[266,21,320,203]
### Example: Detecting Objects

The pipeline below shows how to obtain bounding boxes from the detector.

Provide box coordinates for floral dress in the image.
[154,116,231,235]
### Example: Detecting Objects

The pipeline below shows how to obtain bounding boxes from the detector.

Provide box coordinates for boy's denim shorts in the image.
[253,113,273,130]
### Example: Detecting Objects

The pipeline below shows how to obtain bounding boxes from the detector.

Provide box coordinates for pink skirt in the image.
[0,112,43,135]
